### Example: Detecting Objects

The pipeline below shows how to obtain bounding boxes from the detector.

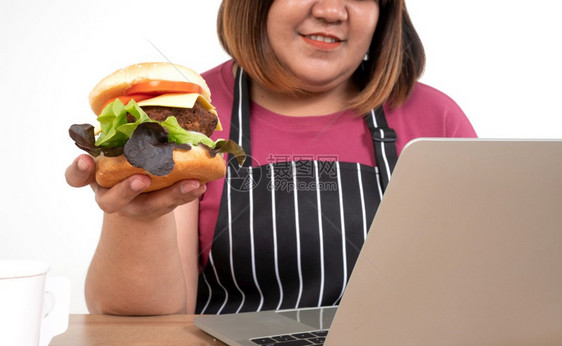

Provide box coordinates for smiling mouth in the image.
[304,34,340,43]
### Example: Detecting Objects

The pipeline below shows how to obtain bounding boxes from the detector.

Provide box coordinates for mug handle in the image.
[39,276,71,346]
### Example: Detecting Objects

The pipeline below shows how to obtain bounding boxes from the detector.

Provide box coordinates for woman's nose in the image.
[311,0,348,23]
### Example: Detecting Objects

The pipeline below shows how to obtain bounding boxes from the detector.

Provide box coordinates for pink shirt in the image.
[197,60,477,268]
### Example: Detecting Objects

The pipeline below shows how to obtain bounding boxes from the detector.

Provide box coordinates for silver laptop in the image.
[195,138,562,345]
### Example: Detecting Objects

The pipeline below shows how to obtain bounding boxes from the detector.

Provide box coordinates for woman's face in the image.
[266,0,379,93]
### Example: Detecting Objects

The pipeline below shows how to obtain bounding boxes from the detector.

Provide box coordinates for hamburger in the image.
[69,62,245,192]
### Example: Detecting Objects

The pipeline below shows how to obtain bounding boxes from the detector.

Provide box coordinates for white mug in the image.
[0,260,70,346]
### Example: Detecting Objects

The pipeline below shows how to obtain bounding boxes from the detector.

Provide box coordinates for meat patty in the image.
[128,103,218,137]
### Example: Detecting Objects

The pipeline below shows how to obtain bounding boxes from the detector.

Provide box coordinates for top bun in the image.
[88,62,212,115]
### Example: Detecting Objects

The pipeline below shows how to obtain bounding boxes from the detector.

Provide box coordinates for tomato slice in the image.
[125,80,202,96]
[102,94,153,110]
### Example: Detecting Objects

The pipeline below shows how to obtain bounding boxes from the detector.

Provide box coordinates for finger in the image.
[127,180,207,220]
[165,179,207,207]
[65,155,96,187]
[94,174,152,215]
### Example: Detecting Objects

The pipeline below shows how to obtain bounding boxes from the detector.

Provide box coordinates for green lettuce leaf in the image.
[160,116,215,147]
[213,139,247,166]
[95,99,130,147]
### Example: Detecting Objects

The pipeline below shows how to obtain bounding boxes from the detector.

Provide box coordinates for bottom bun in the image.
[95,146,226,192]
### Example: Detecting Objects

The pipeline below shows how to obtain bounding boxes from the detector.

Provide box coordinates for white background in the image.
[0,0,560,313]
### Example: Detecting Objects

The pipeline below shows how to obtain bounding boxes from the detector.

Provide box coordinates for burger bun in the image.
[89,62,212,116]
[95,146,226,192]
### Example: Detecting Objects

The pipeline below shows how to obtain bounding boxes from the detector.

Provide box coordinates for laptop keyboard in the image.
[251,330,328,345]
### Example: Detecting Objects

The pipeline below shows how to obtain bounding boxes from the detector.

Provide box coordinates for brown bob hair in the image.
[217,0,425,114]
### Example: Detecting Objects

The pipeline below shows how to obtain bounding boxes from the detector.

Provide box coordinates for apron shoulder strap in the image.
[364,106,398,191]
[229,67,252,167]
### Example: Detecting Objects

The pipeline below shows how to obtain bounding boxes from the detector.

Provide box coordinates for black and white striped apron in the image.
[195,68,398,314]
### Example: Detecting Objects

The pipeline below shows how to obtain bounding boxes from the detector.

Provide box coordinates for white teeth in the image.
[307,35,338,43]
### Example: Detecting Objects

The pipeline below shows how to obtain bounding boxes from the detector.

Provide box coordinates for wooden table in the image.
[50,314,226,345]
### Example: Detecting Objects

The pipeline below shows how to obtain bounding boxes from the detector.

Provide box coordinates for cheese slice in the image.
[137,93,222,131]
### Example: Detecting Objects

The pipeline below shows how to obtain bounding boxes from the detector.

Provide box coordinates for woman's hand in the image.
[65,154,207,221]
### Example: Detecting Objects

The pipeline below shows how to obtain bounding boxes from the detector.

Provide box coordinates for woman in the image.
[66,0,476,315]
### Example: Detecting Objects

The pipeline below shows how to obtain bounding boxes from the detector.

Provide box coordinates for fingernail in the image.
[180,181,200,194]
[77,158,89,172]
[130,178,147,192]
